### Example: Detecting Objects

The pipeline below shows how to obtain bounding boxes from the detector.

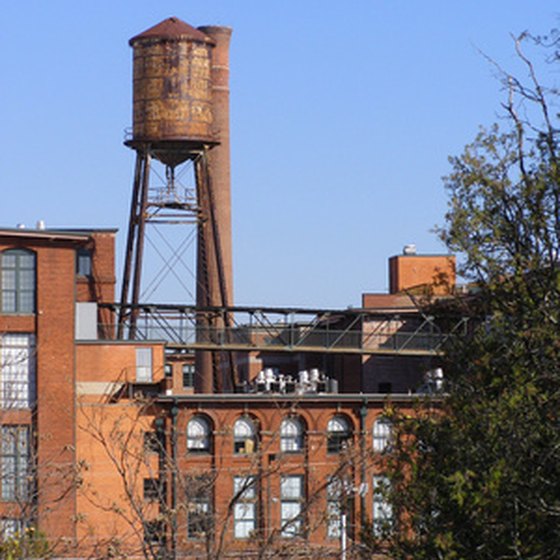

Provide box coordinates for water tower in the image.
[119,17,233,392]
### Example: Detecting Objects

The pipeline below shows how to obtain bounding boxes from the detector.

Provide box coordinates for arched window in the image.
[187,416,212,453]
[1,250,35,314]
[373,417,393,452]
[234,417,257,454]
[327,415,352,453]
[280,417,304,452]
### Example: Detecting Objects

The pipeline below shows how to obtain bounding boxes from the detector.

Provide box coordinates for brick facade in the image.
[0,228,444,557]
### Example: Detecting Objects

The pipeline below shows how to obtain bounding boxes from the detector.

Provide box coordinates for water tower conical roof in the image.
[129,16,215,46]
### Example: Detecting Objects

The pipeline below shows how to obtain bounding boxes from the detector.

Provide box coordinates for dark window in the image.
[186,475,213,540]
[143,431,160,455]
[1,250,35,314]
[76,249,92,277]
[144,478,162,502]
[164,364,173,378]
[143,519,165,546]
[1,426,30,502]
[183,364,195,388]
[373,476,393,537]
[378,382,392,394]
[327,416,352,453]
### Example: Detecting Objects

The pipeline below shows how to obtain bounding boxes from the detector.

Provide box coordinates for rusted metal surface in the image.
[131,18,215,143]
[129,17,215,45]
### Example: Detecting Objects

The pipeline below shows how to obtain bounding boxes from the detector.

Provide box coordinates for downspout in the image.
[359,398,368,530]
[170,401,179,559]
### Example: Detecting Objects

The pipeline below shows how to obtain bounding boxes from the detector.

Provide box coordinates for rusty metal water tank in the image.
[129,17,215,144]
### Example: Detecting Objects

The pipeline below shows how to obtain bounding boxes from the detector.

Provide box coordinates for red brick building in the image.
[0,226,452,558]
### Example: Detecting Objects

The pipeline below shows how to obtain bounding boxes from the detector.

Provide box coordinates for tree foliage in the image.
[386,33,560,560]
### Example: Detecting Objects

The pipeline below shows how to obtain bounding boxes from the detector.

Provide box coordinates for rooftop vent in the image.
[403,243,417,255]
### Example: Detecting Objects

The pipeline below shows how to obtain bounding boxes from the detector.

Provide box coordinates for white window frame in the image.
[234,417,257,454]
[373,417,393,452]
[186,475,213,540]
[326,477,342,538]
[0,334,35,409]
[280,417,304,453]
[372,475,392,537]
[327,415,352,453]
[280,475,304,538]
[135,348,153,383]
[1,425,30,502]
[187,416,211,453]
[0,517,24,540]
[233,476,257,539]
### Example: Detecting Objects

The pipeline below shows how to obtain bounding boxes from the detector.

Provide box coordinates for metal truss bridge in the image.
[102,303,469,356]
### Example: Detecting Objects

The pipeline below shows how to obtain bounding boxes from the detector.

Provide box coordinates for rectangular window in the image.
[183,364,195,388]
[327,477,342,538]
[0,518,24,540]
[233,476,256,539]
[1,426,30,502]
[280,475,304,538]
[76,249,93,277]
[1,250,35,314]
[143,478,162,502]
[0,334,36,409]
[372,476,392,537]
[143,519,165,546]
[143,431,160,455]
[186,475,213,540]
[136,348,152,383]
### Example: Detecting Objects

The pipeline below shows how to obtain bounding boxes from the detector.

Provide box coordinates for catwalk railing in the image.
[101,303,470,356]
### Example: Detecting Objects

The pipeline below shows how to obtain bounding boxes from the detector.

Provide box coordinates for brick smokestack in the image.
[196,26,233,393]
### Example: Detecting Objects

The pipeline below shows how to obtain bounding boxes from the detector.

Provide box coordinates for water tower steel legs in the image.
[118,150,151,338]
[118,147,238,392]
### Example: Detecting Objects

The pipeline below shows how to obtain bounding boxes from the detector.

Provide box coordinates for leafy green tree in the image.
[384,33,560,560]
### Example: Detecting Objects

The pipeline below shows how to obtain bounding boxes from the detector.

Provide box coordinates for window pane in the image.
[281,476,302,499]
[281,502,302,537]
[2,271,15,290]
[17,253,34,269]
[76,250,92,276]
[187,417,210,451]
[1,426,29,502]
[373,418,393,452]
[234,418,253,438]
[1,293,15,313]
[234,477,255,499]
[1,251,35,314]
[19,270,34,289]
[1,334,35,408]
[183,364,195,387]
[373,476,392,536]
[136,348,152,382]
[234,520,254,539]
[327,501,341,537]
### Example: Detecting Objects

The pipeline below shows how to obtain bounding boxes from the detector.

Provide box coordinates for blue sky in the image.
[1,1,559,308]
